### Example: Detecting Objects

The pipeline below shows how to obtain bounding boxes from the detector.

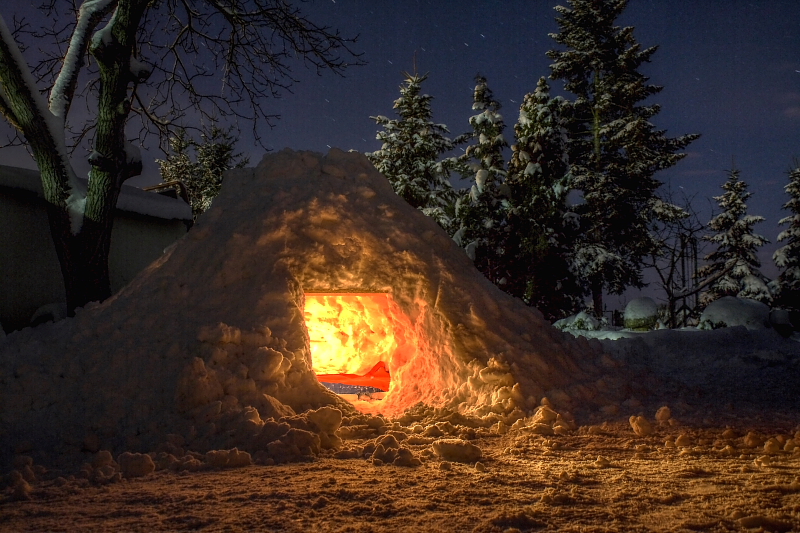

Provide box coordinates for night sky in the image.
[249,0,800,286]
[3,0,800,292]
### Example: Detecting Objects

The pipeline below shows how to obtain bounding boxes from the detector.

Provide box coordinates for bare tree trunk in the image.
[0,3,147,315]
[591,278,603,319]
[66,0,148,313]
[43,206,117,313]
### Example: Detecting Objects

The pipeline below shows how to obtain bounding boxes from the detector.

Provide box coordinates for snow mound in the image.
[698,296,770,330]
[623,297,658,331]
[0,148,608,468]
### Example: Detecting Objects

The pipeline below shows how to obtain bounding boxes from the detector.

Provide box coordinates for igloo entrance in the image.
[304,292,417,405]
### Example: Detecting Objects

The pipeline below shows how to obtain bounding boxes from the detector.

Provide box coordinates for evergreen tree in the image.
[504,77,582,320]
[451,75,508,280]
[158,126,248,220]
[367,73,459,228]
[547,0,699,315]
[773,162,800,309]
[698,168,770,304]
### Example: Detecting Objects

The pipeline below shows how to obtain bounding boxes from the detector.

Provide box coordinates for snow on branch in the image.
[49,0,116,122]
[0,13,84,233]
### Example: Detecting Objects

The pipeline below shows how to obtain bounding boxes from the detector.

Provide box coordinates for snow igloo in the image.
[0,149,606,461]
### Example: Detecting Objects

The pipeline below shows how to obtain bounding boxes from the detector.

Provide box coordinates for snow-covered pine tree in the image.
[158,126,248,220]
[547,0,699,316]
[504,77,582,320]
[773,162,800,309]
[366,73,459,229]
[450,75,508,281]
[698,168,771,304]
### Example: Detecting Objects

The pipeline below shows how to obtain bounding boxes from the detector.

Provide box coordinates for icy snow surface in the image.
[1,149,799,469]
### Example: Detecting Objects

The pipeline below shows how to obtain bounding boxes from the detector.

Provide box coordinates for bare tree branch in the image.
[0,0,363,312]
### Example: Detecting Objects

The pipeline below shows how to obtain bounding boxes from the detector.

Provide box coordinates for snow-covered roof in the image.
[0,164,192,221]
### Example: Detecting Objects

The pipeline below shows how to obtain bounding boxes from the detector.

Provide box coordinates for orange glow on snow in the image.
[304,292,437,415]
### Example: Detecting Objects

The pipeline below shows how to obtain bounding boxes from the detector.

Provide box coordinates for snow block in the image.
[432,439,482,463]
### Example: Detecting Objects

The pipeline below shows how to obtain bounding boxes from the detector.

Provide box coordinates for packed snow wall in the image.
[0,149,609,463]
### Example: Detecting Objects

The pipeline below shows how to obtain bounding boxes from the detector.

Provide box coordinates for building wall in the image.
[0,166,191,332]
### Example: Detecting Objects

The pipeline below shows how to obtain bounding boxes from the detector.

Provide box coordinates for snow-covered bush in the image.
[554,311,603,332]
[698,296,770,330]
[623,297,658,331]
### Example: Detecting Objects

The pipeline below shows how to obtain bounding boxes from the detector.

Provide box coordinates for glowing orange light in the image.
[304,292,435,415]
[304,293,402,393]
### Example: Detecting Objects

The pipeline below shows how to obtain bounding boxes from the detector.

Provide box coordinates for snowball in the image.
[593,456,610,468]
[763,438,781,454]
[698,297,770,330]
[423,425,445,438]
[743,432,764,448]
[307,406,343,434]
[432,439,482,463]
[92,450,115,469]
[375,434,400,450]
[628,415,652,437]
[532,405,558,425]
[753,455,771,468]
[117,452,155,478]
[392,447,421,467]
[623,297,658,331]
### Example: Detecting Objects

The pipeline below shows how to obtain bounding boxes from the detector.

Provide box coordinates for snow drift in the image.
[0,149,609,466]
